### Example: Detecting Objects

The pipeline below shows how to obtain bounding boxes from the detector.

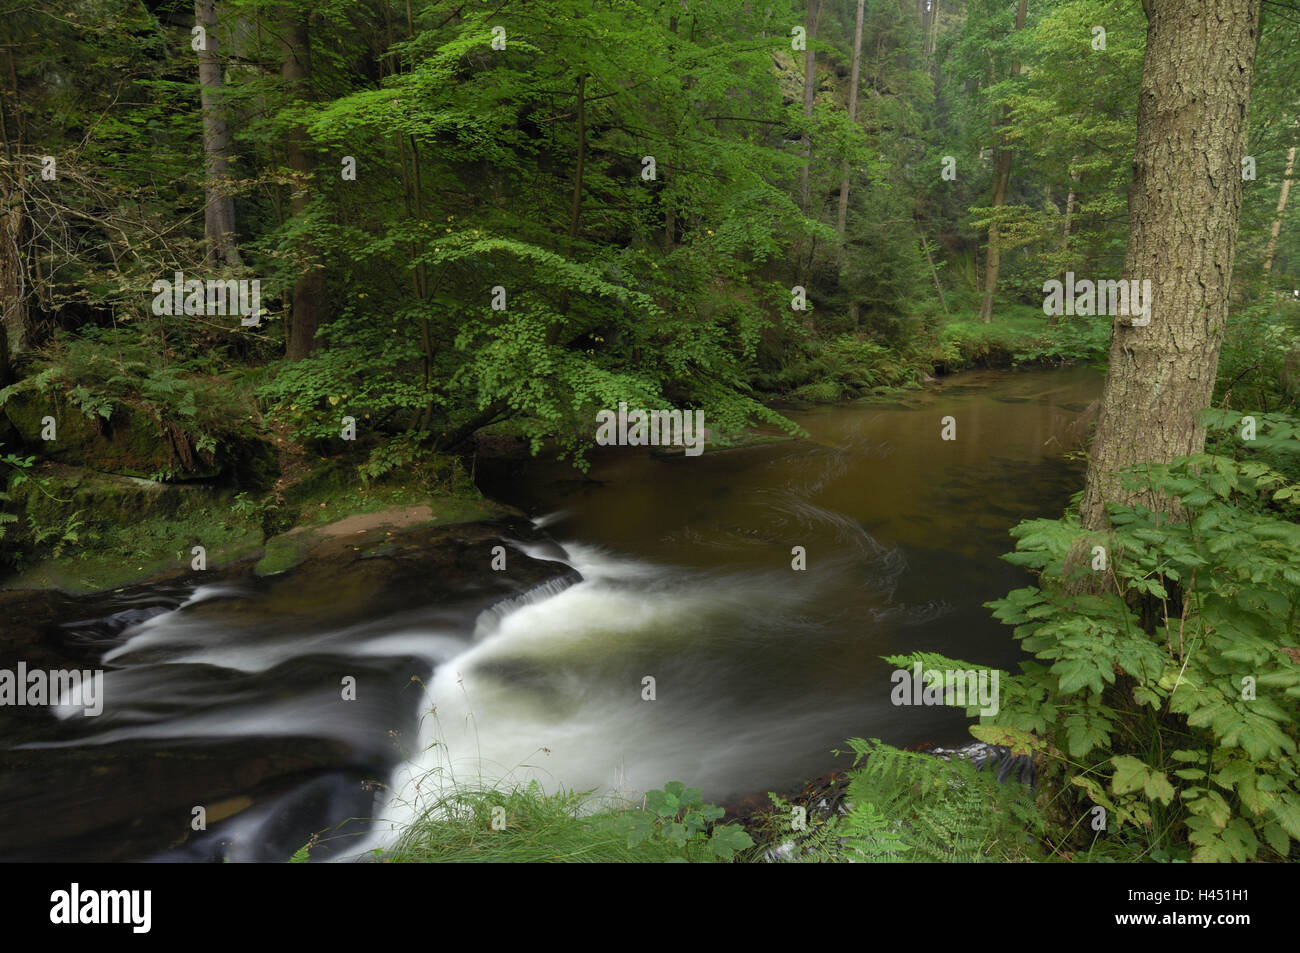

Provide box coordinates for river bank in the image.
[0,365,1104,861]
[0,307,1103,596]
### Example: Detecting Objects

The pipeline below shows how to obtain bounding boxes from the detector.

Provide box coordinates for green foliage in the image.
[941,307,1106,370]
[384,781,678,863]
[755,791,847,863]
[979,0,1145,282]
[837,793,913,862]
[1215,300,1300,416]
[377,778,746,863]
[0,444,35,546]
[767,331,931,402]
[612,781,755,862]
[1010,317,1110,367]
[836,737,1045,863]
[2,330,254,475]
[0,444,93,568]
[986,412,1300,861]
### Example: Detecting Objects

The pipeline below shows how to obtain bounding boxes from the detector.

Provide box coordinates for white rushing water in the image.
[348,513,907,859]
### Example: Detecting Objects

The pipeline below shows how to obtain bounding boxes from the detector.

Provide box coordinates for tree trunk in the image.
[1078,0,1263,531]
[1062,156,1079,251]
[1047,157,1080,327]
[1263,141,1296,274]
[281,9,323,360]
[0,48,30,366]
[550,72,587,346]
[196,0,241,267]
[798,0,819,215]
[920,227,948,315]
[836,0,865,245]
[0,194,25,373]
[567,73,586,250]
[978,0,1027,324]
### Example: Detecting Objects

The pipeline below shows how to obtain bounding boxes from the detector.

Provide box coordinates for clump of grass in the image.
[378,781,683,863]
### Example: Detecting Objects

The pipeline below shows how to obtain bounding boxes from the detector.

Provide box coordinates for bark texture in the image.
[196,0,240,266]
[1078,0,1263,531]
[978,0,1027,324]
[836,0,865,243]
[281,9,324,360]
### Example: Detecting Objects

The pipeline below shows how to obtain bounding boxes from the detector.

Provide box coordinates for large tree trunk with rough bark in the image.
[979,0,1027,324]
[1078,0,1263,531]
[196,0,240,267]
[281,9,324,360]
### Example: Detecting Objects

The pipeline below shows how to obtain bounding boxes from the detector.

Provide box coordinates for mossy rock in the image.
[7,463,214,532]
[254,528,318,577]
[2,389,220,479]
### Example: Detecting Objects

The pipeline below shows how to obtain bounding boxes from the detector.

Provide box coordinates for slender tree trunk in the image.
[1062,156,1079,252]
[798,0,819,215]
[0,49,30,365]
[920,227,949,315]
[548,73,587,347]
[0,191,24,372]
[567,73,586,250]
[1045,158,1080,327]
[978,0,1028,324]
[1263,141,1296,274]
[664,18,677,252]
[196,0,240,267]
[836,0,865,246]
[0,185,12,387]
[0,318,10,388]
[281,9,323,360]
[1078,0,1263,531]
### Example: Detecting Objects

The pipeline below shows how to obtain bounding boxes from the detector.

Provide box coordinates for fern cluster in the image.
[758,734,1046,863]
[838,738,1045,862]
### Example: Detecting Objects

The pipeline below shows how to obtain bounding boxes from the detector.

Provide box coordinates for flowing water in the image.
[0,367,1101,861]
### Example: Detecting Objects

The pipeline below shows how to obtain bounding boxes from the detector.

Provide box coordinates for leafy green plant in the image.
[836,737,1045,862]
[0,444,34,545]
[986,410,1300,861]
[755,791,847,863]
[1,330,255,478]
[27,510,88,560]
[612,781,754,862]
[837,796,913,862]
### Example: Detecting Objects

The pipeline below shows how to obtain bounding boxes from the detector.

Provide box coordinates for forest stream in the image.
[0,367,1102,862]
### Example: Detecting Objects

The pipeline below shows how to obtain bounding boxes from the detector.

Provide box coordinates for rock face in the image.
[8,463,215,530]
[2,388,275,481]
[3,389,216,478]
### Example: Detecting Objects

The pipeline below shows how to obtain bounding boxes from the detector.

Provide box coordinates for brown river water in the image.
[0,366,1101,861]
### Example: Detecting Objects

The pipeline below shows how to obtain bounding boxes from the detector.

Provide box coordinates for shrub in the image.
[986,410,1300,861]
